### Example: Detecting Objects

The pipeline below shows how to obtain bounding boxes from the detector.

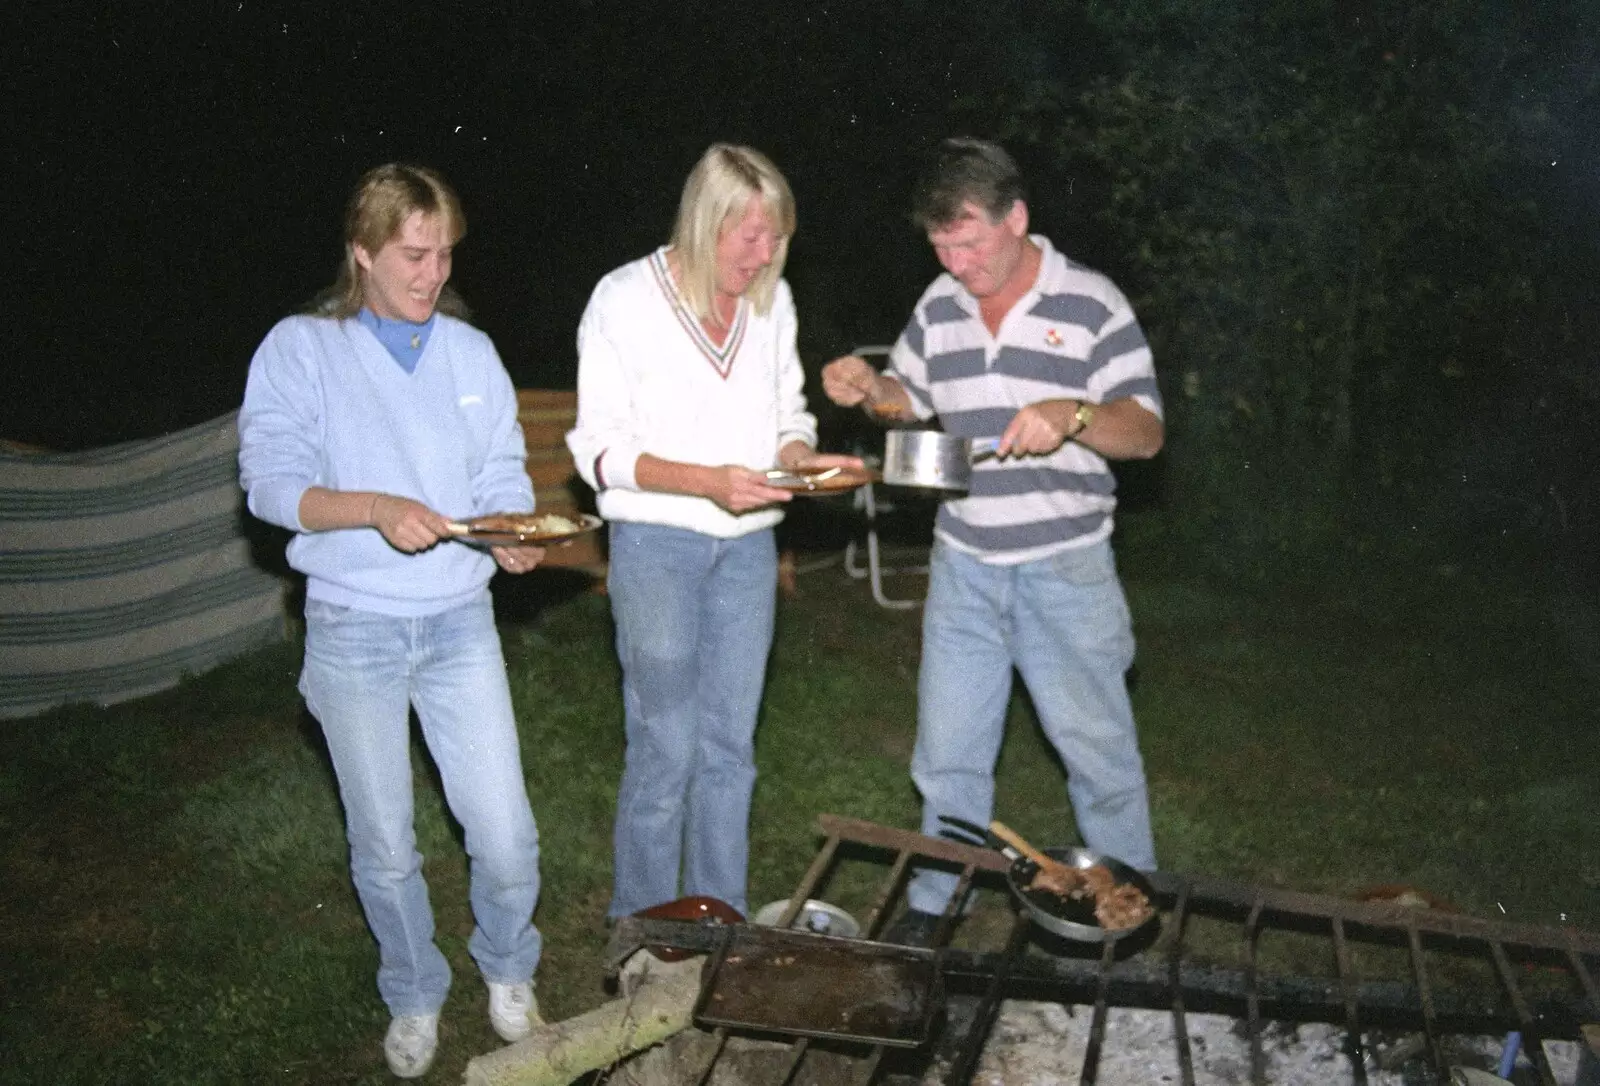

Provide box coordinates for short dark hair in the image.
[911,138,1028,230]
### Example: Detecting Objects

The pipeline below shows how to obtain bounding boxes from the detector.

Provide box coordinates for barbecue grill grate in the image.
[604,814,1600,1085]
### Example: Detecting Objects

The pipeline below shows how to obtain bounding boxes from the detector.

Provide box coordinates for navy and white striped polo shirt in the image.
[888,235,1162,565]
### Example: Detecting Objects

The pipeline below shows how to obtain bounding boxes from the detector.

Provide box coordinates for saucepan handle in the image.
[968,437,1002,463]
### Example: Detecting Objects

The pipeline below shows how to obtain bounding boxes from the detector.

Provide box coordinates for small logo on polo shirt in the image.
[1045,328,1063,347]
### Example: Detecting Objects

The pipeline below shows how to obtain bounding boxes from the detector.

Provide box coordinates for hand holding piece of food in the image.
[820,354,878,407]
[820,355,911,419]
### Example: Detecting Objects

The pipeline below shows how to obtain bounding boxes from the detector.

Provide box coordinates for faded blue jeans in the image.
[907,538,1156,915]
[300,594,541,1017]
[605,522,777,919]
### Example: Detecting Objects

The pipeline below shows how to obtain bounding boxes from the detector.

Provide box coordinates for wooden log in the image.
[462,956,703,1086]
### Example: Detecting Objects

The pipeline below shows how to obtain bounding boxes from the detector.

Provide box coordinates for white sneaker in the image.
[487,980,542,1042]
[383,1013,439,1079]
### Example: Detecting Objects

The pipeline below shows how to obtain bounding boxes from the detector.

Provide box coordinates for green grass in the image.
[2,524,1597,1083]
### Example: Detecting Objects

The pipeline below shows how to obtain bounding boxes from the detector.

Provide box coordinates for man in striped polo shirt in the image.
[822,138,1164,945]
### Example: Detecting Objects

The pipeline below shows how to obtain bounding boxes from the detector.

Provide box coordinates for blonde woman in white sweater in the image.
[567,144,860,921]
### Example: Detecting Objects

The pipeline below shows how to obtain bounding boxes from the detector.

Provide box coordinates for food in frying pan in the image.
[471,512,580,537]
[1028,862,1154,932]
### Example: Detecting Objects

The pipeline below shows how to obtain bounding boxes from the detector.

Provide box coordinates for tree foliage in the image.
[981,0,1595,566]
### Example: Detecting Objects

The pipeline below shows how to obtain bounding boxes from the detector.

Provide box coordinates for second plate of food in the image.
[763,467,876,494]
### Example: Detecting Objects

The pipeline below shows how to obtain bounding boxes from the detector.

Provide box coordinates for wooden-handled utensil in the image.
[988,820,1077,881]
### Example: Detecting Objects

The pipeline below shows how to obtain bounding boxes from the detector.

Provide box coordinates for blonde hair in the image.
[314,163,471,320]
[668,144,796,320]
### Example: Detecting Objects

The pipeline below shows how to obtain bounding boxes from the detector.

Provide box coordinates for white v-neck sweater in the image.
[567,248,818,538]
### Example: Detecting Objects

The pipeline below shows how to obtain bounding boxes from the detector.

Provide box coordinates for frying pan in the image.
[1007,845,1158,943]
[945,817,1157,943]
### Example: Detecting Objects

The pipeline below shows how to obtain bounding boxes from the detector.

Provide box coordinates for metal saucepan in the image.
[881,429,1001,491]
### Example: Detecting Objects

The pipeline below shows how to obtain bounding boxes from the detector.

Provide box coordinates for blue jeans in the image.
[605,522,777,918]
[300,594,541,1017]
[907,538,1156,914]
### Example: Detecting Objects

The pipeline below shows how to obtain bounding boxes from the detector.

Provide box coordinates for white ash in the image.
[923,1000,1587,1086]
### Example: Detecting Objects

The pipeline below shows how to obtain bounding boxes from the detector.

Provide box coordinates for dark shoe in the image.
[881,908,946,948]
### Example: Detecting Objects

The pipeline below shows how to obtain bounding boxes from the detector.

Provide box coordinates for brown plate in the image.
[763,467,877,494]
[453,512,604,546]
[635,896,745,962]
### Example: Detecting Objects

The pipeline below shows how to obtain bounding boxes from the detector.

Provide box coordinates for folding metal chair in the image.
[841,345,928,611]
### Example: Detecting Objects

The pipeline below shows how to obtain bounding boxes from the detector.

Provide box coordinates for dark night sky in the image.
[10,4,1597,453]
[7,2,1085,449]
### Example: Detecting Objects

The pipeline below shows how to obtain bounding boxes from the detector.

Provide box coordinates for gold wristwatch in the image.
[1072,401,1096,438]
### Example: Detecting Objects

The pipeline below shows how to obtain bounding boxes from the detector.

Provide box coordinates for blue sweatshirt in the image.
[238,314,533,616]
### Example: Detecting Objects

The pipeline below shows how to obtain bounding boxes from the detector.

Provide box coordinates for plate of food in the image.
[449,512,603,546]
[762,466,877,494]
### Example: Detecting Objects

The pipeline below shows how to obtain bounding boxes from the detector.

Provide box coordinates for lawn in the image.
[2,514,1596,1084]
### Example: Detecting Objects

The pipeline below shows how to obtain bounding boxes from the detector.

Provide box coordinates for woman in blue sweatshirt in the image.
[238,164,543,1078]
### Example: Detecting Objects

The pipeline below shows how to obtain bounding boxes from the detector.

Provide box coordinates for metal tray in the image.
[694,926,942,1047]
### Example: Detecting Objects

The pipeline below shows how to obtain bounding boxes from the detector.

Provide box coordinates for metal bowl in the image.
[1006,846,1158,943]
[751,898,861,939]
[881,430,980,491]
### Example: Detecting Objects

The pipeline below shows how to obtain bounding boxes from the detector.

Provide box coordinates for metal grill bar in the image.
[865,846,916,940]
[1489,939,1557,1086]
[1167,883,1197,1086]
[775,1037,809,1086]
[855,1047,886,1085]
[935,865,981,947]
[1244,897,1266,1085]
[773,833,843,928]
[1566,935,1600,1011]
[945,915,1032,1085]
[692,1025,729,1086]
[935,947,1590,1032]
[1080,934,1118,1086]
[1163,869,1600,956]
[1405,922,1447,1074]
[1331,917,1369,1085]
[692,920,736,1086]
